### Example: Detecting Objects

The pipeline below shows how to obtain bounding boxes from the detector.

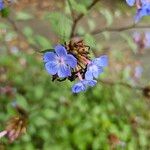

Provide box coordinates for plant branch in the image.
[74,23,150,37]
[70,0,100,38]
[91,23,150,35]
[67,0,75,21]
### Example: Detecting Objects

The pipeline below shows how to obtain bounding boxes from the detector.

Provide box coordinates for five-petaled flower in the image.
[43,45,77,78]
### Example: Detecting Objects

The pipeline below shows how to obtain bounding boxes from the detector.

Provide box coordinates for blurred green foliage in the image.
[0,0,150,149]
[0,50,149,149]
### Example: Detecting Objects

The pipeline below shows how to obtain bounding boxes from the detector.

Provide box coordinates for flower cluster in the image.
[126,0,150,22]
[43,40,108,93]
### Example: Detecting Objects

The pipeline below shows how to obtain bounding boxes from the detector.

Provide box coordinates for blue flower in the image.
[72,79,97,93]
[85,55,108,80]
[135,3,150,22]
[0,0,4,10]
[72,81,86,93]
[43,45,77,78]
[126,0,135,6]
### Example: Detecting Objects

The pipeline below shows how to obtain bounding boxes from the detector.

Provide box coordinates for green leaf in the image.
[35,35,52,49]
[23,26,33,37]
[100,8,113,26]
[77,26,86,35]
[22,27,37,46]
[84,34,96,48]
[102,31,110,40]
[15,94,29,111]
[1,8,10,17]
[16,12,33,20]
[34,86,44,100]
[0,23,9,29]
[69,0,87,14]
[87,19,96,31]
[46,12,72,40]
[123,66,131,80]
[40,49,54,53]
[77,0,92,7]
[42,109,58,120]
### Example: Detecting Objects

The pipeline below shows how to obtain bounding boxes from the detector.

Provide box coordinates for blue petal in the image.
[134,9,143,22]
[84,80,97,87]
[55,45,67,57]
[98,66,104,74]
[85,63,102,80]
[65,54,77,68]
[85,70,93,80]
[126,0,135,6]
[141,0,150,5]
[43,52,56,63]
[94,55,108,67]
[90,64,101,78]
[144,4,150,15]
[92,69,99,78]
[57,65,71,78]
[72,82,86,93]
[45,62,58,75]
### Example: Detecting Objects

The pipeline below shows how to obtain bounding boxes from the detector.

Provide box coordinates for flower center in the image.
[57,57,65,65]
